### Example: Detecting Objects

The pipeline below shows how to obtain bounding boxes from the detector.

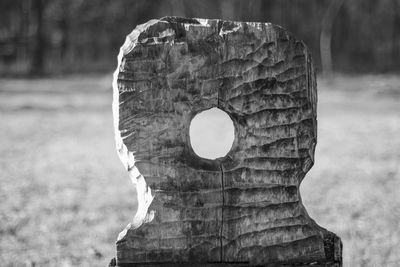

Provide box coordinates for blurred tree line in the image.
[1,0,399,76]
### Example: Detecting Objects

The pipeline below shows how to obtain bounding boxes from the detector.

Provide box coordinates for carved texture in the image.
[112,17,341,266]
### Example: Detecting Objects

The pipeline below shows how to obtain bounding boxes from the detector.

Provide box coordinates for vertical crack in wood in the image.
[219,164,225,262]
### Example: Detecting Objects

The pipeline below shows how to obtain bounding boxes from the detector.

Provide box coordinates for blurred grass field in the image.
[0,74,399,267]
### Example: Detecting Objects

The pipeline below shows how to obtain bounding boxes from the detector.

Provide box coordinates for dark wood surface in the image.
[112,16,341,266]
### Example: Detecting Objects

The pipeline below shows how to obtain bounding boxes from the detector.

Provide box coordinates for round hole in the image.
[189,108,235,160]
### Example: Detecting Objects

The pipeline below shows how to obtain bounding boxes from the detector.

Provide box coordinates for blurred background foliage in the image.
[1,1,400,266]
[1,0,400,76]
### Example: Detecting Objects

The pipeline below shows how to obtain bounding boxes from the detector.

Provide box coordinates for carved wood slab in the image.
[112,17,342,266]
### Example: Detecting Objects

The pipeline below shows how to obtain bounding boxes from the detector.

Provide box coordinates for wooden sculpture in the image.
[111,17,342,266]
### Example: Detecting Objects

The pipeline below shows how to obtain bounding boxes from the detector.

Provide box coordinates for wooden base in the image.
[108,258,342,267]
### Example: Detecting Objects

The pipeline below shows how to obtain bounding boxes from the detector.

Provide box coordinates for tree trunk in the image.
[392,0,400,69]
[31,0,45,75]
[59,1,70,60]
[320,0,344,76]
[18,0,30,66]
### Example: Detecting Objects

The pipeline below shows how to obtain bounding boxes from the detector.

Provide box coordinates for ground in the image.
[0,74,399,267]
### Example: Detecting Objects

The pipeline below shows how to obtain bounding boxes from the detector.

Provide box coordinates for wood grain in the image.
[112,17,341,266]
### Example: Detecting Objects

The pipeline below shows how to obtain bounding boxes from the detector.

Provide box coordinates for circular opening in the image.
[189,108,235,160]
